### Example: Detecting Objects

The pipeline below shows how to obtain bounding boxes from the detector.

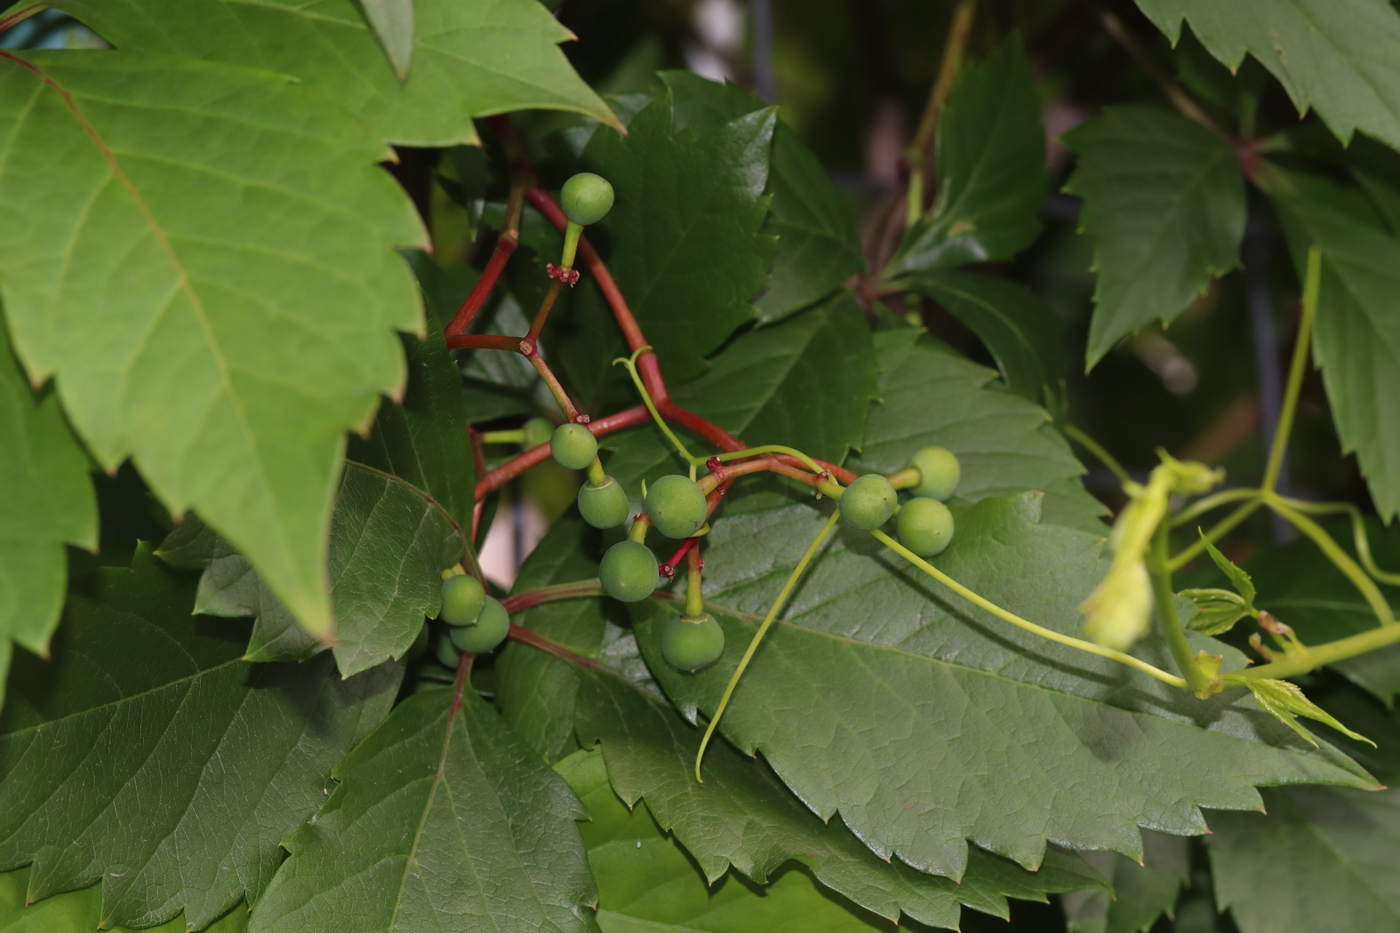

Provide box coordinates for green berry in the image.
[435,631,462,669]
[599,540,658,603]
[551,423,598,470]
[560,172,615,226]
[578,475,630,529]
[840,474,898,531]
[522,417,554,449]
[909,446,960,501]
[897,497,955,557]
[644,474,708,539]
[662,612,725,672]
[450,597,511,654]
[440,574,486,626]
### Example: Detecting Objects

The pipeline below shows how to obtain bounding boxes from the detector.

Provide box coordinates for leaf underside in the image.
[0,50,425,636]
[51,0,618,146]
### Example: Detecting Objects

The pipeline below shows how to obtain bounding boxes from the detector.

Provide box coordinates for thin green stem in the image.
[1062,424,1132,487]
[708,445,825,476]
[1275,497,1400,586]
[1167,499,1262,571]
[873,529,1188,689]
[1225,623,1400,683]
[1169,488,1259,528]
[1269,496,1395,626]
[615,348,697,463]
[561,221,583,269]
[685,546,705,618]
[696,510,841,781]
[1149,524,1208,694]
[1263,245,1322,494]
[479,429,524,445]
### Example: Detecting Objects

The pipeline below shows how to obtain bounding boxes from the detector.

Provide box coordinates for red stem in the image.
[445,231,517,336]
[506,623,602,669]
[475,405,652,499]
[447,333,524,352]
[660,537,700,578]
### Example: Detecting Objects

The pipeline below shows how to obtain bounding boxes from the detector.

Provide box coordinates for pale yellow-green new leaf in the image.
[0,51,426,636]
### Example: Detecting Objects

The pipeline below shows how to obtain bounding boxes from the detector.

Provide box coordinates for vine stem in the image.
[696,510,842,781]
[1277,496,1400,585]
[1262,246,1321,495]
[1269,497,1395,626]
[872,529,1188,689]
[1226,620,1400,683]
[1062,424,1131,487]
[475,406,652,499]
[1148,524,1208,694]
[506,623,602,669]
[1168,499,1262,570]
[0,4,43,36]
[910,0,977,158]
[500,580,604,614]
[446,163,528,336]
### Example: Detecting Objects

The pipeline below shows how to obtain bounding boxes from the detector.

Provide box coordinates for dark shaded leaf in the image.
[890,37,1047,275]
[251,686,600,933]
[158,462,451,674]
[903,271,1063,405]
[0,548,401,931]
[1062,832,1190,933]
[1063,106,1245,368]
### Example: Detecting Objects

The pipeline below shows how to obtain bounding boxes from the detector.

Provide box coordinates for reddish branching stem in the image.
[447,175,527,336]
[660,537,700,579]
[475,405,653,498]
[507,623,602,669]
[501,580,605,614]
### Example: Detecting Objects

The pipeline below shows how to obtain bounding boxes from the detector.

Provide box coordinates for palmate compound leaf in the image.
[573,671,1107,931]
[0,866,247,932]
[0,50,426,638]
[1062,106,1245,368]
[494,518,1111,929]
[1061,832,1190,933]
[889,35,1047,276]
[0,310,96,697]
[158,461,454,675]
[1268,169,1400,521]
[635,491,1374,882]
[249,685,600,933]
[0,547,402,931]
[1135,0,1400,152]
[50,0,617,147]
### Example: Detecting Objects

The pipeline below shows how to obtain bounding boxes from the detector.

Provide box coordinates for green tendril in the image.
[696,509,841,782]
[614,347,697,463]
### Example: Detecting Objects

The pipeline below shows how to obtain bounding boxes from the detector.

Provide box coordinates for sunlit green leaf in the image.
[0,50,425,637]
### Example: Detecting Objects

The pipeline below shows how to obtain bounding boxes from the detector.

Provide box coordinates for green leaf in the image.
[1135,0,1400,151]
[658,71,865,323]
[848,329,1103,534]
[1269,170,1400,520]
[1243,678,1374,748]
[354,0,415,80]
[635,492,1374,880]
[158,462,452,674]
[1244,516,1400,703]
[250,686,600,933]
[890,36,1047,276]
[53,0,617,146]
[1062,832,1190,933]
[574,671,1106,930]
[1201,535,1257,605]
[0,867,247,933]
[575,93,776,381]
[1181,534,1259,635]
[0,51,426,638]
[1208,785,1400,933]
[558,748,905,933]
[0,311,96,680]
[1062,106,1245,368]
[0,548,401,931]
[902,271,1064,404]
[346,283,475,567]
